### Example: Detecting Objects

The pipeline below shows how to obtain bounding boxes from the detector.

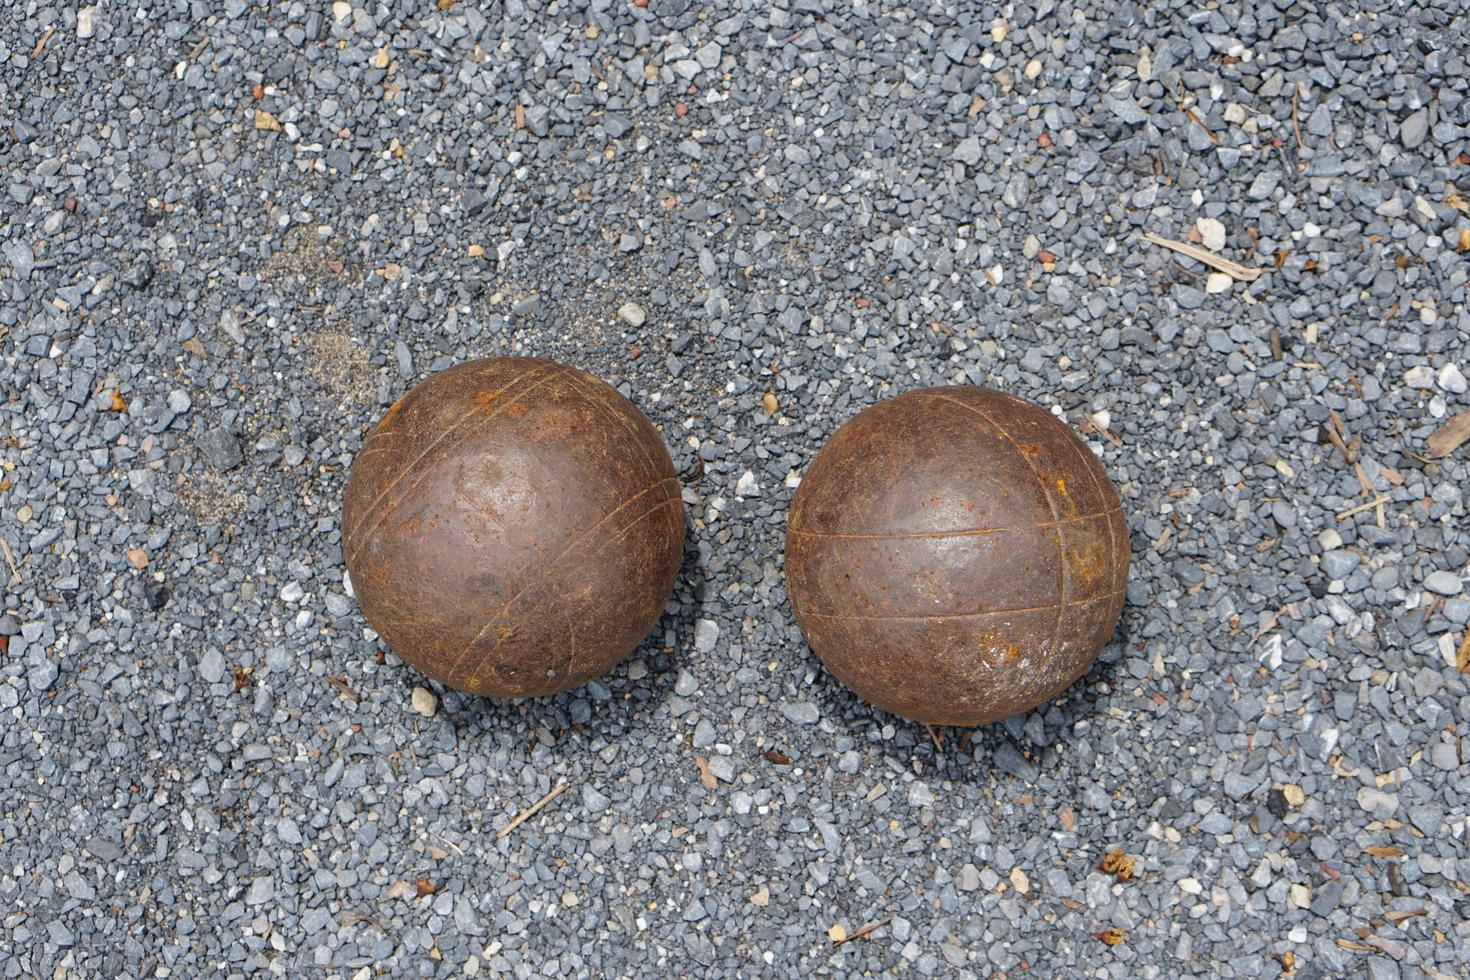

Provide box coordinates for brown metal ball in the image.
[342,356,685,698]
[785,386,1129,726]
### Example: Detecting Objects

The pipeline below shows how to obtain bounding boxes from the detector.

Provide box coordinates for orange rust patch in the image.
[1066,533,1106,584]
[978,630,1023,663]
[1052,475,1081,516]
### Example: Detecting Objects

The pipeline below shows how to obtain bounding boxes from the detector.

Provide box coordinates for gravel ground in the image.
[3,2,1468,977]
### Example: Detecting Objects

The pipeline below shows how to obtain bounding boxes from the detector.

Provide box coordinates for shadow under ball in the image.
[342,356,685,698]
[785,386,1129,727]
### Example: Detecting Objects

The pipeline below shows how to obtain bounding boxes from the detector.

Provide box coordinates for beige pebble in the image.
[411,686,437,717]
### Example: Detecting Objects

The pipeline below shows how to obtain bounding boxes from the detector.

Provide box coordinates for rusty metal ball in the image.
[785,386,1129,726]
[342,356,685,698]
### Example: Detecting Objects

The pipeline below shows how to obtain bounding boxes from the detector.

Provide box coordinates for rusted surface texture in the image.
[785,385,1129,726]
[342,356,685,698]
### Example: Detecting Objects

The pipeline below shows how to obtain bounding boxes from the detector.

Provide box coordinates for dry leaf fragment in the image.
[827,924,848,943]
[254,109,282,132]
[415,879,437,898]
[103,391,127,412]
[515,105,527,129]
[1099,850,1135,881]
[763,749,792,765]
[232,666,253,693]
[125,548,149,569]
[385,880,413,900]
[1457,631,1470,676]
[1275,950,1296,975]
[1427,412,1470,457]
[1447,185,1469,215]
[694,756,718,791]
[1095,928,1126,946]
[1363,844,1403,858]
[1059,806,1076,832]
[377,262,402,281]
[1459,228,1470,253]
[761,392,778,415]
[468,244,485,258]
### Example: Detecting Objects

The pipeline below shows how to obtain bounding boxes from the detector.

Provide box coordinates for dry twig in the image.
[1143,233,1266,281]
[1335,497,1388,521]
[497,780,570,839]
[1291,84,1306,157]
[833,916,892,945]
[0,539,19,584]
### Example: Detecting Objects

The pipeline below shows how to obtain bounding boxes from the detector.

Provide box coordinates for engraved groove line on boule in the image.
[1061,415,1128,597]
[545,493,684,686]
[561,367,666,483]
[344,363,571,568]
[930,392,1070,657]
[441,476,682,685]
[343,358,535,545]
[797,586,1128,622]
[787,507,1126,541]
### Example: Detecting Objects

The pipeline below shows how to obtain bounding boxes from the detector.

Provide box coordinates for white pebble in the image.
[1195,217,1226,252]
[1437,363,1466,394]
[617,302,646,327]
[1404,365,1434,389]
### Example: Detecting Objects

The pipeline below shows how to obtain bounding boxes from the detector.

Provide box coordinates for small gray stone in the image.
[5,242,35,279]
[199,649,226,684]
[1400,107,1428,148]
[245,876,275,905]
[952,136,983,166]
[694,619,720,653]
[1104,90,1147,125]
[1423,571,1461,596]
[674,671,698,697]
[781,701,819,725]
[1320,550,1360,580]
[199,429,244,470]
[1247,172,1278,200]
[218,309,246,344]
[582,784,610,813]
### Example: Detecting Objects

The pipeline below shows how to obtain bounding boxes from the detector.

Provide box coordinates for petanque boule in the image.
[785,386,1129,726]
[342,356,685,698]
